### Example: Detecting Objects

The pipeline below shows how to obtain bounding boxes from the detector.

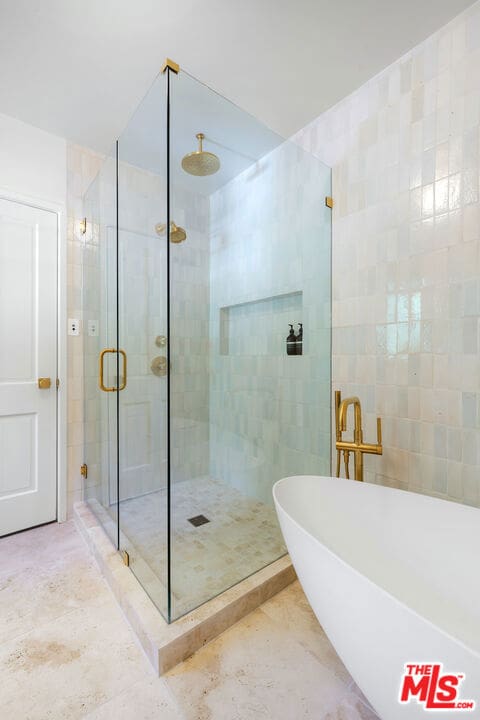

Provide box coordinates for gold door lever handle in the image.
[38,377,52,389]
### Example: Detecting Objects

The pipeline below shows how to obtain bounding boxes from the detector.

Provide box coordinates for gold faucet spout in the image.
[338,396,363,444]
[334,391,383,482]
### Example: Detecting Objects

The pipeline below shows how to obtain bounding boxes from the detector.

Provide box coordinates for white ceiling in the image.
[118,65,285,195]
[0,0,475,154]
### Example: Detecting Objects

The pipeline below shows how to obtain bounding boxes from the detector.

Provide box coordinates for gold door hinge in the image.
[325,196,334,209]
[161,58,180,74]
[121,550,130,567]
[80,463,88,479]
[80,217,87,234]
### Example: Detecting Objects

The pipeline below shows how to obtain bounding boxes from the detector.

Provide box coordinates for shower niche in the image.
[82,61,332,624]
[219,291,303,356]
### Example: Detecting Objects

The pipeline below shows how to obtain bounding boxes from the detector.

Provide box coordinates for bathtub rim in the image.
[273,474,480,661]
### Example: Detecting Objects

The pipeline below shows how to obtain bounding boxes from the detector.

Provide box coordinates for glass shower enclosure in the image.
[83,61,332,622]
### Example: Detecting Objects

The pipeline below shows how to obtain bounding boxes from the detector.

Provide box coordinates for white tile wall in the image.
[294,1,480,505]
[209,140,332,505]
[74,148,211,515]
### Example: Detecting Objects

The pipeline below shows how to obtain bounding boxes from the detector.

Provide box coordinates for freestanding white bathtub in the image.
[273,475,480,719]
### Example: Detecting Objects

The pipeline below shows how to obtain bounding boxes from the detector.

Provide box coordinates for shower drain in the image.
[187,514,210,527]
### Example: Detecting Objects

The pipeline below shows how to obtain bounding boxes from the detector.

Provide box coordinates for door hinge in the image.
[325,196,334,209]
[80,217,87,234]
[161,58,180,74]
[121,550,130,567]
[80,463,88,479]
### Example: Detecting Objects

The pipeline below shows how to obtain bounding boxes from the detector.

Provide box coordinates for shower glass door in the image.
[116,73,169,618]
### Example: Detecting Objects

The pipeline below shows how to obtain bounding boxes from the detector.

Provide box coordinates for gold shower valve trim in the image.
[161,58,180,74]
[151,355,168,377]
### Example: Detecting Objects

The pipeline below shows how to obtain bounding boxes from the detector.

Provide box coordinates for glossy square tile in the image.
[293,0,480,507]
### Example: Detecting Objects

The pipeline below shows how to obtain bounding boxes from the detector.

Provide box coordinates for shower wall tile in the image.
[293,0,480,506]
[67,144,210,516]
[209,141,332,505]
[116,163,210,492]
[170,186,210,484]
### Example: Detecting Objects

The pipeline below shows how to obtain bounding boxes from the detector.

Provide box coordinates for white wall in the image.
[294,1,480,506]
[0,112,66,204]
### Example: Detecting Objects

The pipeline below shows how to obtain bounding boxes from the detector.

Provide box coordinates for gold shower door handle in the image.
[99,348,127,392]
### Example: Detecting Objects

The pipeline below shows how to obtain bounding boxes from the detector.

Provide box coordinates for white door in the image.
[0,197,57,536]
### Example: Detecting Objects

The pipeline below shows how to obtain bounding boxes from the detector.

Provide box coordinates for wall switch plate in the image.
[88,319,99,337]
[68,318,80,336]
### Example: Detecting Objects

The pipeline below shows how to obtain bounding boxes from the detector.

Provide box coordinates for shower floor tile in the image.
[112,476,287,618]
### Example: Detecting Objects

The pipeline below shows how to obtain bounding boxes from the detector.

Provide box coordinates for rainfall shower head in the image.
[155,220,187,244]
[181,133,220,177]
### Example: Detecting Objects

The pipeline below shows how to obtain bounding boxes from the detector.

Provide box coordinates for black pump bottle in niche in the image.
[296,323,303,355]
[286,324,296,355]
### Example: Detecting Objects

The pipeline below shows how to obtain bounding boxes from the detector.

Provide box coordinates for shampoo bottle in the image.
[286,324,296,355]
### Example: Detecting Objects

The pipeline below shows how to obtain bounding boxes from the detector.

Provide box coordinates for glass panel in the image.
[84,65,331,624]
[116,73,169,619]
[83,146,119,547]
[169,69,332,619]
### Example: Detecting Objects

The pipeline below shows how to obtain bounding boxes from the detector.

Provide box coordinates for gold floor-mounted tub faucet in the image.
[335,391,383,482]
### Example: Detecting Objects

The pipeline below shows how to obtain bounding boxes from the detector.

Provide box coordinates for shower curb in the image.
[74,501,296,675]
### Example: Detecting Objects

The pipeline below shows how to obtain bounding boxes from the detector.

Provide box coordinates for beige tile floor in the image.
[0,520,379,720]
